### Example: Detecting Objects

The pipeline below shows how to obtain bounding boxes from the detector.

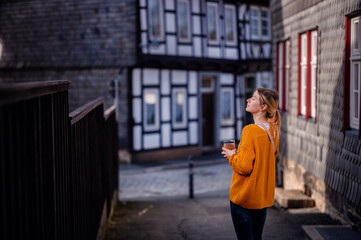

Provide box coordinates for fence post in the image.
[188,156,194,199]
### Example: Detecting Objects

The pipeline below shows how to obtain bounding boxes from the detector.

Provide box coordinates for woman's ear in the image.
[261,104,268,112]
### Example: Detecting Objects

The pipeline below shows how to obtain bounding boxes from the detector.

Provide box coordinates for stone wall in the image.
[271,0,361,229]
[0,0,137,147]
[0,0,137,68]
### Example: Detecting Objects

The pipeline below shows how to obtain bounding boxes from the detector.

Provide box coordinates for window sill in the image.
[280,110,288,115]
[297,115,317,124]
[307,117,316,124]
[345,129,359,138]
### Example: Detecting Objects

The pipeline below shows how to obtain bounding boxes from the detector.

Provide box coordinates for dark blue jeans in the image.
[230,201,268,240]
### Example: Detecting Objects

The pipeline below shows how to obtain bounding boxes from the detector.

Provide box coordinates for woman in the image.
[221,88,280,240]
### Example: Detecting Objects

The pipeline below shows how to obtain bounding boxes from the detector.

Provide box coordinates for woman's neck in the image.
[253,113,268,125]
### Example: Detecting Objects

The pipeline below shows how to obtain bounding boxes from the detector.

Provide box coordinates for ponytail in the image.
[268,110,281,138]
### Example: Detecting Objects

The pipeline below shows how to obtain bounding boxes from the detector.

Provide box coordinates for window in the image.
[250,8,260,39]
[177,0,191,42]
[143,89,159,131]
[172,88,187,128]
[250,7,270,40]
[261,9,270,39]
[298,29,318,120]
[221,88,235,125]
[310,31,317,118]
[349,15,361,130]
[224,4,237,46]
[277,39,290,112]
[148,0,164,41]
[207,2,219,44]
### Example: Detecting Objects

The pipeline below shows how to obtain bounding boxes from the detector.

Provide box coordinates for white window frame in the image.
[224,4,237,46]
[310,30,318,118]
[278,40,290,111]
[221,88,235,125]
[260,8,271,40]
[177,0,191,43]
[350,62,360,129]
[277,42,284,110]
[143,88,160,131]
[250,6,260,40]
[206,2,220,45]
[351,16,361,56]
[148,0,165,42]
[350,16,361,130]
[285,40,290,111]
[300,33,307,116]
[172,88,188,129]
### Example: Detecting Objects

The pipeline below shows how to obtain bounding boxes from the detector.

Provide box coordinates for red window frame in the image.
[297,28,318,121]
[276,39,290,112]
[344,11,361,139]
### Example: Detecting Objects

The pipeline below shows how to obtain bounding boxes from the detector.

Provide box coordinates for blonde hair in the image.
[256,88,281,138]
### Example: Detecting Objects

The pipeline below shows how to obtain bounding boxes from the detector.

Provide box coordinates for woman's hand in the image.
[222,147,236,160]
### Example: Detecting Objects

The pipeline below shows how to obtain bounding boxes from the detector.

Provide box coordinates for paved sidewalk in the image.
[104,157,342,240]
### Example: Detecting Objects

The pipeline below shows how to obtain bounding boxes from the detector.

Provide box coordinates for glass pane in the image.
[301,67,307,114]
[145,92,156,125]
[355,22,359,49]
[354,92,359,118]
[261,12,269,36]
[286,41,290,65]
[202,79,212,89]
[146,104,155,124]
[222,92,231,120]
[175,92,184,123]
[251,9,258,18]
[311,31,317,62]
[225,8,234,42]
[262,20,269,36]
[302,35,307,61]
[250,10,259,37]
[177,1,189,40]
[355,64,359,90]
[207,5,217,41]
[261,10,268,18]
[149,0,161,38]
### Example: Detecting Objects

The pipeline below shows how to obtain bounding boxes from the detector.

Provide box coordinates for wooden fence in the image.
[0,80,118,240]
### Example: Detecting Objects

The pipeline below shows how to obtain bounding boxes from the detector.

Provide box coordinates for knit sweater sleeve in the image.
[228,125,256,175]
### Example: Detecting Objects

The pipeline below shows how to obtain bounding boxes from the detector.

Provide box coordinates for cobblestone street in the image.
[118,159,232,201]
[105,158,343,240]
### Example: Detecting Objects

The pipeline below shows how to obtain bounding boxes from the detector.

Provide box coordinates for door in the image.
[200,75,216,151]
[244,75,256,126]
[202,93,214,147]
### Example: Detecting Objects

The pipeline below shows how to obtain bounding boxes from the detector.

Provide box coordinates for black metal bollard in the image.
[188,156,194,199]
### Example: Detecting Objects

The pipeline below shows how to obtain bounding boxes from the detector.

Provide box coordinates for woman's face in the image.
[246,90,264,113]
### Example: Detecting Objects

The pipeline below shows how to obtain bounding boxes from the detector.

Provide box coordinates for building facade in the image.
[0,0,272,156]
[130,0,273,161]
[0,0,137,147]
[271,0,361,230]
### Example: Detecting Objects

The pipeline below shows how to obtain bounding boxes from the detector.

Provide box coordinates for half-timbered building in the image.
[271,0,361,230]
[130,0,272,161]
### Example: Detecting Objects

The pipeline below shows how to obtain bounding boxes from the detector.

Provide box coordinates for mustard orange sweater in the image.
[228,124,279,209]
